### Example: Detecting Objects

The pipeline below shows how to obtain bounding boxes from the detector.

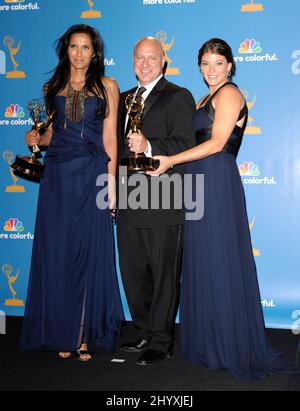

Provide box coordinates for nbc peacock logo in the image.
[1,217,33,240]
[239,162,276,185]
[4,218,24,232]
[235,38,278,63]
[239,39,262,54]
[239,161,260,176]
[5,104,25,118]
[1,103,33,126]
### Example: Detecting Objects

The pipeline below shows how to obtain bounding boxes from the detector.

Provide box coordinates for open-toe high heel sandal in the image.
[76,349,92,362]
[58,352,72,359]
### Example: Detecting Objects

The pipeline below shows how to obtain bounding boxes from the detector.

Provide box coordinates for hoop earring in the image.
[227,71,232,77]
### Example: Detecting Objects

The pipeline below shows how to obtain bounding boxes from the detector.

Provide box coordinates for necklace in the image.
[64,82,86,132]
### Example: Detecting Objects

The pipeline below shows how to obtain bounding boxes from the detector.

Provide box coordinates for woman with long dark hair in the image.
[20,24,124,361]
[148,38,297,380]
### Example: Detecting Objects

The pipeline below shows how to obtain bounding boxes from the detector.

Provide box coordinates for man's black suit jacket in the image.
[117,77,196,228]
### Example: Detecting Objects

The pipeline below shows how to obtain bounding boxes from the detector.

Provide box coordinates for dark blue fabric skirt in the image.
[180,152,296,380]
[20,152,124,353]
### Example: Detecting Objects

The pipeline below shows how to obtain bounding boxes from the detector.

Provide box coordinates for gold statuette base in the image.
[253,248,261,257]
[5,299,24,307]
[6,71,26,78]
[245,126,262,135]
[241,4,264,12]
[81,11,102,18]
[5,185,25,193]
[121,155,160,172]
[11,155,44,179]
[166,67,180,75]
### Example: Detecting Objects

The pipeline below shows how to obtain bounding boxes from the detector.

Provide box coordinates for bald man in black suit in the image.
[117,37,195,365]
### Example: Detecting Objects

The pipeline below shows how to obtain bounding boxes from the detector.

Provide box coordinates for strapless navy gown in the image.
[20,95,124,353]
[180,83,296,380]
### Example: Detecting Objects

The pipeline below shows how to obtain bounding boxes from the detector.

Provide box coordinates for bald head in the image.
[134,37,164,58]
[133,37,165,86]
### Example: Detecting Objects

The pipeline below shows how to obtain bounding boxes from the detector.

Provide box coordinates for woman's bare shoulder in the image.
[102,76,119,93]
[215,83,244,105]
[219,83,243,98]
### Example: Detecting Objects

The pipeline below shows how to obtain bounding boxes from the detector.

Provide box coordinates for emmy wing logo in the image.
[4,218,24,232]
[81,0,102,18]
[5,104,25,118]
[241,90,262,135]
[241,0,264,12]
[2,150,26,193]
[156,31,180,76]
[1,264,24,307]
[239,39,262,54]
[249,217,261,257]
[3,35,26,78]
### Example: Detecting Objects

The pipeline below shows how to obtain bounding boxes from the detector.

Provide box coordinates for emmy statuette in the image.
[11,99,53,179]
[120,92,159,172]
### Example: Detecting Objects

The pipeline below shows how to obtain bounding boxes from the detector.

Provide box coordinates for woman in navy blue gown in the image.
[148,39,296,380]
[20,25,124,361]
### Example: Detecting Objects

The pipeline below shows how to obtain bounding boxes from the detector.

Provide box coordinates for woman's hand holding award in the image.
[11,99,53,179]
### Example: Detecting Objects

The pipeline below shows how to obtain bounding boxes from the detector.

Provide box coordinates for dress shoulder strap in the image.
[196,94,210,109]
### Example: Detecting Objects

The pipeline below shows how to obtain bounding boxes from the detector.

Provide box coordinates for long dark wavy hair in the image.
[44,24,108,117]
[198,38,236,82]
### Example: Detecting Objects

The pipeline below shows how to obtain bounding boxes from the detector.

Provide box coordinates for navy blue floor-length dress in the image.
[20,95,124,353]
[180,83,296,380]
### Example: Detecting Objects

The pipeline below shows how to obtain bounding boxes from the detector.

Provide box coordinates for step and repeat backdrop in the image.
[0,0,299,329]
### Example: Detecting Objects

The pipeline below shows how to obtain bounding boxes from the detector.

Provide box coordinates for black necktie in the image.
[125,87,147,138]
[137,86,147,96]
